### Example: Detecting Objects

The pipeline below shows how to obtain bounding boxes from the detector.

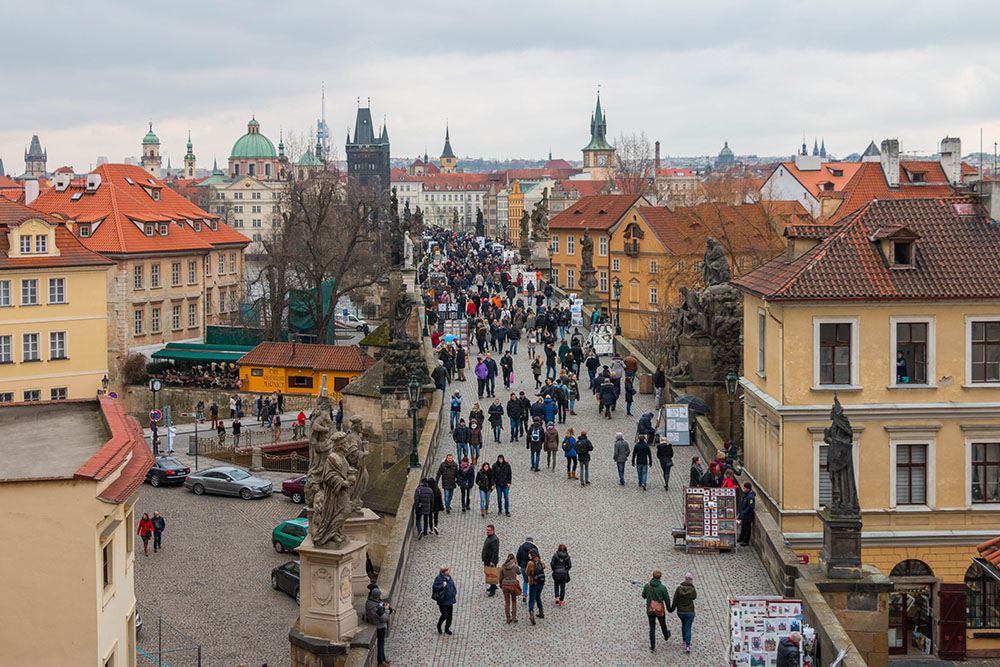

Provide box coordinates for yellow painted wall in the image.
[0,264,110,401]
[239,365,361,402]
[0,478,136,666]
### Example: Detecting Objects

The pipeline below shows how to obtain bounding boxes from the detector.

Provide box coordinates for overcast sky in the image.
[3,1,1000,174]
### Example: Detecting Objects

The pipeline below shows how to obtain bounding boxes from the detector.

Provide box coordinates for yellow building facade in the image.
[0,201,113,402]
[506,181,525,247]
[237,341,373,402]
[734,198,1000,658]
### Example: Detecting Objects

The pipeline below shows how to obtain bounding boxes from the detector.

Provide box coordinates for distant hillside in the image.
[390,157,582,172]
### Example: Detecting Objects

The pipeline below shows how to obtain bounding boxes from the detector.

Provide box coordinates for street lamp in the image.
[407,375,422,468]
[612,277,622,336]
[724,367,739,456]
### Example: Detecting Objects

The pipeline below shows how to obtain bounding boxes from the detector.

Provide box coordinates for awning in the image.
[973,557,1000,583]
[150,349,246,362]
[161,342,255,353]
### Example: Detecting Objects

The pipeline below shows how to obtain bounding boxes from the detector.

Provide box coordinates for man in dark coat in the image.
[776,632,802,667]
[484,353,498,397]
[506,393,523,442]
[738,482,756,546]
[482,524,501,596]
[413,479,434,539]
[516,536,538,599]
[435,454,460,513]
[493,454,512,515]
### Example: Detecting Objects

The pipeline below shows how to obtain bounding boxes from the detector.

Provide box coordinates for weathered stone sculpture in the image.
[475,207,485,237]
[578,230,599,302]
[383,281,430,387]
[824,395,859,516]
[679,286,709,338]
[403,233,414,269]
[346,415,369,512]
[702,236,733,286]
[390,286,413,342]
[519,210,531,261]
[310,431,357,546]
[530,188,550,241]
[305,393,334,509]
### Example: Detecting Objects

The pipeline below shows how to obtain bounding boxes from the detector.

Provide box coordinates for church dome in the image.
[142,123,159,145]
[719,141,733,157]
[230,118,277,159]
[297,148,323,167]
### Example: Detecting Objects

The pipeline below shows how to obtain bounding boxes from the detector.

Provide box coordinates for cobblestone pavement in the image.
[134,471,303,666]
[386,332,776,665]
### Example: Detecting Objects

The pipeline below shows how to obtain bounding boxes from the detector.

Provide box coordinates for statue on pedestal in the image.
[305,393,334,510]
[824,395,859,516]
[346,415,369,512]
[530,188,550,241]
[390,285,413,342]
[403,233,414,269]
[578,229,599,299]
[475,207,485,237]
[679,286,709,338]
[519,209,531,260]
[389,188,403,268]
[702,237,733,286]
[311,431,357,546]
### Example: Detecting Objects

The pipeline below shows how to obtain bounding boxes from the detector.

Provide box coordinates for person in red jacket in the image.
[138,513,154,556]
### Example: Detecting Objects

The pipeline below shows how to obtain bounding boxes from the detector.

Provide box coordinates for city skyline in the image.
[2,1,1000,173]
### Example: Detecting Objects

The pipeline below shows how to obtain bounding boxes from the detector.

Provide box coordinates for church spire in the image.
[441,124,455,159]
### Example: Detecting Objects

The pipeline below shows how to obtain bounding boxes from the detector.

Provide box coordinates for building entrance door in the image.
[937,583,967,660]
[889,590,933,655]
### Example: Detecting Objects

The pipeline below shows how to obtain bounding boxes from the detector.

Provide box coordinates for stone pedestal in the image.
[531,240,551,271]
[677,335,714,383]
[296,535,367,642]
[818,508,863,579]
[343,509,379,600]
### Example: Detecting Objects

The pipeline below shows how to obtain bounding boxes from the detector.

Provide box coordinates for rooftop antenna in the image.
[321,81,326,123]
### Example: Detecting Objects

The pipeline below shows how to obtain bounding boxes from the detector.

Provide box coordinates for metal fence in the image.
[261,452,309,473]
[191,435,309,473]
[136,602,202,667]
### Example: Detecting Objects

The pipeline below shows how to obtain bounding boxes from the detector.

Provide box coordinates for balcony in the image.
[623,239,640,257]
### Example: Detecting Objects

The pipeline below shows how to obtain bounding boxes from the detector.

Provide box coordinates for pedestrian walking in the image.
[562,427,578,480]
[530,354,542,389]
[499,554,521,623]
[229,395,236,419]
[467,420,483,466]
[493,455,512,516]
[669,573,698,653]
[525,549,546,624]
[506,393,522,442]
[449,392,462,431]
[642,570,672,652]
[482,524,500,597]
[689,456,704,487]
[576,430,593,486]
[295,410,306,440]
[276,390,284,413]
[475,357,489,398]
[138,513,154,556]
[232,417,241,447]
[488,399,504,443]
[458,456,475,512]
[469,403,484,430]
[427,477,444,534]
[166,423,176,454]
[550,545,572,605]
[432,566,457,635]
[217,421,226,447]
[476,462,494,517]
[414,479,434,540]
[527,417,544,471]
[632,435,652,490]
[456,345,467,382]
[599,377,616,419]
[453,419,469,460]
[500,351,514,390]
[653,363,666,407]
[516,536,537,598]
[656,437,674,491]
[209,400,219,429]
[624,375,636,416]
[484,352,498,397]
[543,422,559,471]
[366,586,392,666]
[151,511,165,552]
[435,454,459,513]
[738,482,756,546]
[272,413,282,442]
[613,433,631,485]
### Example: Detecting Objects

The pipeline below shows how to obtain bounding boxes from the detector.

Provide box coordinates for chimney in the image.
[794,152,822,171]
[880,139,900,187]
[24,179,39,205]
[940,136,962,185]
[655,141,661,170]
[54,173,71,191]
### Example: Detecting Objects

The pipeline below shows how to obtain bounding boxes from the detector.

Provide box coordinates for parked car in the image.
[135,610,143,634]
[281,475,306,504]
[272,518,308,553]
[271,560,300,604]
[183,466,273,500]
[145,456,191,487]
[335,313,368,332]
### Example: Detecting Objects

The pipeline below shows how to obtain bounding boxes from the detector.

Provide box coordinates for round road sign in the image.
[108,391,118,399]
[149,409,162,423]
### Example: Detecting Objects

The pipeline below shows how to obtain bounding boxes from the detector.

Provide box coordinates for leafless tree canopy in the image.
[246,166,389,343]
[611,131,657,198]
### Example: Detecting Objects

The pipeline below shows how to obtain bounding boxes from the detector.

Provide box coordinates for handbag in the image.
[484,566,500,585]
[513,580,522,596]
[648,599,666,617]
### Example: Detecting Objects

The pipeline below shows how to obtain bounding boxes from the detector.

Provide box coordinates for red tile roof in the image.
[75,396,154,504]
[773,162,863,199]
[655,168,697,177]
[0,199,114,270]
[978,536,1000,569]
[31,163,249,255]
[549,194,645,231]
[238,341,374,372]
[0,174,21,189]
[543,158,575,170]
[556,180,607,197]
[830,161,957,222]
[733,197,1000,301]
[640,203,789,257]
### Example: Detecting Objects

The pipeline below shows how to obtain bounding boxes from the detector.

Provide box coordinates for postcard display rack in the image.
[729,597,816,667]
[684,487,737,550]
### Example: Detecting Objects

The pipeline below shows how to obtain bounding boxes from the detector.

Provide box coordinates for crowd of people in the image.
[401,229,754,659]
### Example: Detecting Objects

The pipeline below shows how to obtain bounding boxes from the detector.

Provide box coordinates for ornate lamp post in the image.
[407,375,421,468]
[724,367,739,450]
[612,277,623,336]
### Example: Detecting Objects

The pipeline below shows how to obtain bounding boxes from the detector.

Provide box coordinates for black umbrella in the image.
[674,394,710,414]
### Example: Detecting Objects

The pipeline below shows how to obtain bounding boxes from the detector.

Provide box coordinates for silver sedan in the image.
[183,466,273,500]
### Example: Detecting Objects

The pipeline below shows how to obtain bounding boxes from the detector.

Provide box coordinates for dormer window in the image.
[159,223,170,236]
[79,225,91,238]
[194,221,202,232]
[152,189,161,201]
[20,236,31,254]
[830,168,844,177]
[145,224,155,237]
[910,172,925,183]
[892,240,914,267]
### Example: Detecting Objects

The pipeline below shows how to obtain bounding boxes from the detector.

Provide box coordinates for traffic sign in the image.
[149,409,162,423]
[108,391,118,399]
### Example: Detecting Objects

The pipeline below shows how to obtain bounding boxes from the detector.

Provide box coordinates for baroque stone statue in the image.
[475,207,485,237]
[679,286,709,338]
[519,209,531,260]
[391,285,413,342]
[403,233,414,269]
[824,395,859,516]
[311,431,357,546]
[580,229,595,272]
[530,188,549,241]
[305,393,334,509]
[702,237,733,286]
[346,415,368,512]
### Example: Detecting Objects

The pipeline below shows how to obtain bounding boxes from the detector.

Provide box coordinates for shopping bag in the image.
[484,566,500,585]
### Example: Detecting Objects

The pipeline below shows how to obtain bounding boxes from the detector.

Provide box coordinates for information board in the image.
[661,404,691,445]
[587,323,615,355]
[684,487,737,549]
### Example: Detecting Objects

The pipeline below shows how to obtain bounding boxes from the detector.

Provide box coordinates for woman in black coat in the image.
[487,400,504,443]
[575,431,594,486]
[476,462,494,517]
[689,456,704,488]
[656,437,674,491]
[427,477,445,534]
[599,379,617,419]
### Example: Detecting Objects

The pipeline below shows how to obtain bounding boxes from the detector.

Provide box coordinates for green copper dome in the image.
[297,148,322,166]
[230,117,276,159]
[142,122,159,145]
[719,141,733,156]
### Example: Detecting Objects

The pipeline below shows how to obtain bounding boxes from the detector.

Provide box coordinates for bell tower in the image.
[581,92,615,181]
[141,122,162,178]
[184,131,196,179]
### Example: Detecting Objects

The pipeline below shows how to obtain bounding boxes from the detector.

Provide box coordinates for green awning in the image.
[161,342,255,353]
[150,349,246,362]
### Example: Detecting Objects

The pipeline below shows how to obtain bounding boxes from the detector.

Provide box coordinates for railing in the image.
[136,602,202,667]
[623,239,640,256]
[261,452,309,473]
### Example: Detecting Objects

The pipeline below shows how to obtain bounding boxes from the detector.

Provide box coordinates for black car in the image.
[271,560,300,604]
[145,456,191,487]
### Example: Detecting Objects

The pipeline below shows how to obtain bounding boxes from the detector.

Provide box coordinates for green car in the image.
[272,518,308,553]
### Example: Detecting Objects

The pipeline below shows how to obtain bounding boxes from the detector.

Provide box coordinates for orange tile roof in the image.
[655,168,697,177]
[75,396,154,504]
[977,536,1000,569]
[640,203,789,257]
[557,180,606,197]
[0,199,114,270]
[830,161,957,222]
[0,174,21,189]
[773,161,863,199]
[31,163,249,255]
[549,194,644,231]
[238,341,374,372]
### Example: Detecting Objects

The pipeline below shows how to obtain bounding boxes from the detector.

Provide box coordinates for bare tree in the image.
[611,131,657,198]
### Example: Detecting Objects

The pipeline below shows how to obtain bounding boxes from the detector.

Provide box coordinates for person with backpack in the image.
[449,392,463,431]
[432,566,457,635]
[525,549,546,624]
[467,420,483,466]
[599,377,617,419]
[555,380,569,424]
[543,422,560,471]
[575,430,594,486]
[505,393,522,442]
[493,455,512,516]
[656,436,675,492]
[562,427,578,480]
[527,417,544,471]
[458,456,475,512]
[613,433,631,485]
[550,544,572,605]
[498,554,521,623]
[453,418,470,461]
[516,535,537,598]
[642,570,672,652]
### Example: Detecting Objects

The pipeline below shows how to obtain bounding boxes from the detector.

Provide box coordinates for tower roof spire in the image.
[582,88,613,152]
[441,123,455,159]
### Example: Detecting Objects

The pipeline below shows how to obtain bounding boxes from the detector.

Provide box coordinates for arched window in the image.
[890,560,934,578]
[966,562,1000,629]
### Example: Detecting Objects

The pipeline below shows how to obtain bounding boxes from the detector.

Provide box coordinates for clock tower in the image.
[581,92,615,181]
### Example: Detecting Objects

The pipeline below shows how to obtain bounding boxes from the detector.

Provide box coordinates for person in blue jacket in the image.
[542,396,558,424]
[433,566,457,635]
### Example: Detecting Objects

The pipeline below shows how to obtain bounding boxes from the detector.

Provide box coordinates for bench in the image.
[672,528,686,545]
